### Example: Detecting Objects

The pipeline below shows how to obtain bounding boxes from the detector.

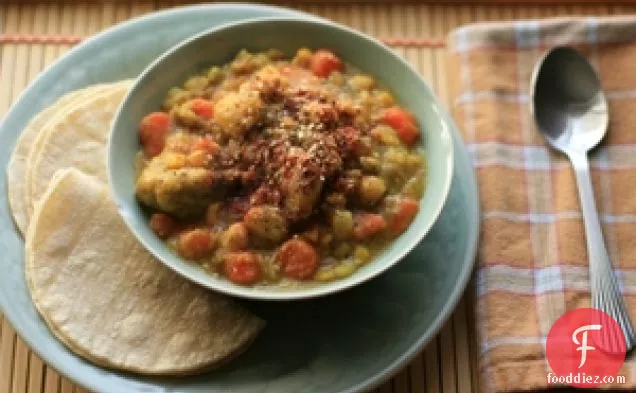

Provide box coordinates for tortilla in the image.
[7,84,109,234]
[26,168,265,375]
[25,80,133,220]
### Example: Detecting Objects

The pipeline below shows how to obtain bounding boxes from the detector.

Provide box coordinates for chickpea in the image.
[220,222,249,251]
[163,87,193,110]
[349,74,376,91]
[173,105,199,127]
[231,53,257,74]
[359,176,387,206]
[328,71,345,86]
[184,75,208,92]
[243,206,288,243]
[292,47,313,68]
[207,66,224,84]
[353,245,371,264]
[373,90,395,107]
[370,125,401,146]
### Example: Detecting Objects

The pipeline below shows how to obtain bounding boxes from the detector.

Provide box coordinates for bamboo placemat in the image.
[1,2,635,393]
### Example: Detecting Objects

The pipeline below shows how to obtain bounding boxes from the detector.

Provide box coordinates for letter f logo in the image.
[572,324,602,368]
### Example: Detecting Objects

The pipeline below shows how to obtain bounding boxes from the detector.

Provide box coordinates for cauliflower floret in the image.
[214,90,264,137]
[136,154,222,218]
[243,65,289,101]
[243,206,288,243]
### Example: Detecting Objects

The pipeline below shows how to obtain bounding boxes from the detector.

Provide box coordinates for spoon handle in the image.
[569,151,636,352]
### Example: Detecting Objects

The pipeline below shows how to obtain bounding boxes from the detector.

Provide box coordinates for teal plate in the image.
[0,4,479,393]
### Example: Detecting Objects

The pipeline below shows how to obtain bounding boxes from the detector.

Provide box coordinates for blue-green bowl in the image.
[109,17,454,301]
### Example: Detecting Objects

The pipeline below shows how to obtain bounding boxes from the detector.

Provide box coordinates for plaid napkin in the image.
[447,17,636,392]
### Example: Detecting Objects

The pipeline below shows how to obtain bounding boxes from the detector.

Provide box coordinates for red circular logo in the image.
[546,308,626,388]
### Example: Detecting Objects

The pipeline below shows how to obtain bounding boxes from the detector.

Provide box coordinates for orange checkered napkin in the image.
[448,17,636,392]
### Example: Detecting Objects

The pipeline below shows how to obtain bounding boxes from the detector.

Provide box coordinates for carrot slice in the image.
[139,112,170,157]
[310,50,344,77]
[149,213,178,239]
[383,107,420,146]
[352,213,387,240]
[188,98,214,119]
[278,238,318,280]
[225,252,262,285]
[390,198,420,236]
[178,228,214,259]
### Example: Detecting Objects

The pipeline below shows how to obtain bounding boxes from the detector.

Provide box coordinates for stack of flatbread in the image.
[7,81,264,375]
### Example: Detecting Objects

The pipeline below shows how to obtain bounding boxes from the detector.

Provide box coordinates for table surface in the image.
[1,2,635,393]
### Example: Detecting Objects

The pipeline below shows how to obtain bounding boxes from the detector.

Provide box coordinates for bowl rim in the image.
[109,15,454,301]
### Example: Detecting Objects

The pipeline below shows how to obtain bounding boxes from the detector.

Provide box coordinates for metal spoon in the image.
[531,46,636,352]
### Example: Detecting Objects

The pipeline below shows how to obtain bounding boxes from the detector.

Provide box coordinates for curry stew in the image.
[135,48,426,286]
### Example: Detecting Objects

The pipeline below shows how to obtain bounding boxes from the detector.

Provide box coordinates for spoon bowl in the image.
[531,47,608,154]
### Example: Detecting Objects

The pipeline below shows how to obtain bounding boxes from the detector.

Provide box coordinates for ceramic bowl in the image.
[109,17,454,300]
